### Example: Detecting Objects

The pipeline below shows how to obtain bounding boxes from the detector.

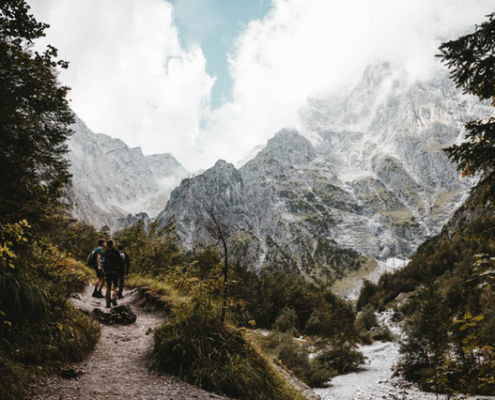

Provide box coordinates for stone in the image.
[92,305,137,325]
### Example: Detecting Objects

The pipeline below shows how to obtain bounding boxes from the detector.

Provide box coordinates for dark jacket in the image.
[103,247,124,274]
[119,250,130,275]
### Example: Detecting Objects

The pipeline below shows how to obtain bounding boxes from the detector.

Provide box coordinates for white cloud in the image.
[198,0,494,169]
[29,0,214,170]
[28,0,494,171]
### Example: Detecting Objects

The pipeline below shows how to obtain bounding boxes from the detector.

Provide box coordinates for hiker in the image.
[103,239,123,307]
[91,239,106,298]
[117,244,130,299]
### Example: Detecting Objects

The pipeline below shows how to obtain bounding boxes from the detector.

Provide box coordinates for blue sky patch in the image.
[168,0,272,109]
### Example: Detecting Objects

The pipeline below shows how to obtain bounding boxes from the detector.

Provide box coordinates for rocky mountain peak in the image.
[255,128,317,166]
[65,115,188,228]
[155,64,494,286]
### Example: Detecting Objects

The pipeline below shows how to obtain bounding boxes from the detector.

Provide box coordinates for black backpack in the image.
[87,249,98,268]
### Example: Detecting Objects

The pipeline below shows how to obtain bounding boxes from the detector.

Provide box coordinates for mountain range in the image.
[66,63,492,286]
[65,116,188,229]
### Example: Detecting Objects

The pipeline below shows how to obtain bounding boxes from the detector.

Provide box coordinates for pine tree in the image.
[439,13,495,195]
[0,1,74,230]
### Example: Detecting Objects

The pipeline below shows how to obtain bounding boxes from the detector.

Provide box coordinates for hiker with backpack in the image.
[90,238,106,298]
[117,244,130,299]
[103,239,124,308]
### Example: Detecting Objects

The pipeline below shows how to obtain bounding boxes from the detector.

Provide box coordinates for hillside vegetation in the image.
[357,13,495,396]
[115,221,367,398]
[0,3,105,398]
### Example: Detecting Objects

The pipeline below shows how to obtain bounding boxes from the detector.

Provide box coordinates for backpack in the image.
[103,247,121,273]
[87,249,98,268]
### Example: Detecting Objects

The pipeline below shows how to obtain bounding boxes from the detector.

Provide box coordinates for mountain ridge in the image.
[155,64,492,285]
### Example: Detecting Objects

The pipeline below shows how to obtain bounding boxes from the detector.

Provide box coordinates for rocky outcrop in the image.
[156,64,492,285]
[65,116,188,229]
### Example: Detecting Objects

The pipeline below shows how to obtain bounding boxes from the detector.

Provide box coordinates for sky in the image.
[28,0,494,172]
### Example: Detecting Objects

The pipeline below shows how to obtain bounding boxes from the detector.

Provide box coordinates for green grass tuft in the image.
[152,308,304,400]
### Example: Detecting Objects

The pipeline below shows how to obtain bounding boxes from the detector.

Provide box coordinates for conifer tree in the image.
[0,0,74,229]
[440,13,495,193]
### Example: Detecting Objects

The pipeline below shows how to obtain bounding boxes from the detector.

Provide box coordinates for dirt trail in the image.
[31,286,226,400]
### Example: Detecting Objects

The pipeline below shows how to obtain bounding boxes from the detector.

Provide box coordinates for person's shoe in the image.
[105,303,111,308]
[92,291,99,298]
[112,298,117,306]
[97,291,104,298]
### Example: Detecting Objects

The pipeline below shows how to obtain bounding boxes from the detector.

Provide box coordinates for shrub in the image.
[259,332,334,388]
[0,305,99,400]
[152,308,303,400]
[356,304,378,331]
[316,342,365,374]
[273,307,298,335]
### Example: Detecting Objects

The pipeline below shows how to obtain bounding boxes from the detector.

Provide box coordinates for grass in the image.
[0,256,100,400]
[126,274,189,313]
[127,274,305,399]
[331,258,378,295]
[152,308,305,400]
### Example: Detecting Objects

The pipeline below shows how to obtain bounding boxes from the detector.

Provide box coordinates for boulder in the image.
[92,304,137,325]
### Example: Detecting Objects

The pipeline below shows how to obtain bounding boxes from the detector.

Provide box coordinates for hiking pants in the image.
[105,272,118,305]
[118,273,125,297]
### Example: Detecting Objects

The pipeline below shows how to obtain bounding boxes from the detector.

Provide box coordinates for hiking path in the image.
[31,286,227,400]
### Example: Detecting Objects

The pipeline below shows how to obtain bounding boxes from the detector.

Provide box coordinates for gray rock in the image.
[65,116,188,229]
[92,305,137,325]
[155,64,492,284]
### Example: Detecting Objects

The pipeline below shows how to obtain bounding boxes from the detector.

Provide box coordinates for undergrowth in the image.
[0,223,100,399]
[152,307,305,400]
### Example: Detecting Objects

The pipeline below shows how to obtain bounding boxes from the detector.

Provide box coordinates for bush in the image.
[273,307,298,335]
[259,332,334,388]
[316,342,365,374]
[0,305,99,400]
[152,308,303,400]
[0,221,99,399]
[356,304,378,331]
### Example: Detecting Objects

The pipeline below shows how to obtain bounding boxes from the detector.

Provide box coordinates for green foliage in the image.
[152,307,303,400]
[0,3,103,399]
[316,342,365,375]
[305,298,357,341]
[0,304,99,400]
[356,304,378,331]
[259,332,334,388]
[439,13,495,197]
[113,221,184,276]
[0,221,99,399]
[0,0,74,231]
[366,201,495,395]
[0,220,48,323]
[273,307,298,335]
[356,279,376,311]
[58,220,100,262]
[127,236,363,392]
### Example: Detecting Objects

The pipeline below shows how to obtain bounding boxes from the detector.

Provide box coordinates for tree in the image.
[0,1,74,230]
[205,205,231,324]
[439,13,495,196]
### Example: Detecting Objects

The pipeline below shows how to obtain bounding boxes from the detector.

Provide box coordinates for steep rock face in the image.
[65,116,187,229]
[157,64,492,285]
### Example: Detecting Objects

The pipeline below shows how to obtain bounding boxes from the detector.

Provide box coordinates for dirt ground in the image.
[31,286,227,400]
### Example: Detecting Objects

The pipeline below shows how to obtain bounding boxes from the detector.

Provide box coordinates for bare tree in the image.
[205,203,231,325]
